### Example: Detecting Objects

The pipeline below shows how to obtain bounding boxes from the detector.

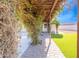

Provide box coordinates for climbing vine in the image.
[16,0,43,45]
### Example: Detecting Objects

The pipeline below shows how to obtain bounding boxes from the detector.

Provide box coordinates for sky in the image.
[57,0,78,24]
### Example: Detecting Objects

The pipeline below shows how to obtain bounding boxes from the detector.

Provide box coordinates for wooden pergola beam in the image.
[46,0,59,33]
[47,0,59,21]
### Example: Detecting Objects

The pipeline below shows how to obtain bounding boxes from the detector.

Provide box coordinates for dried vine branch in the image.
[0,1,19,58]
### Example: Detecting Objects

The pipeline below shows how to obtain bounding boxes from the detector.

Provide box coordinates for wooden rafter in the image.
[46,0,59,22]
[30,0,64,22]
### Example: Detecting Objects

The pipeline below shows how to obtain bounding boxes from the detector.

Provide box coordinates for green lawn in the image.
[51,33,77,58]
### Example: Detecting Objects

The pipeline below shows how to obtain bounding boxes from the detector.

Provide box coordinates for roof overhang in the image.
[30,0,65,22]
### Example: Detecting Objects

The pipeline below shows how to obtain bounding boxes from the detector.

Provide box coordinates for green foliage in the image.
[17,0,43,45]
[51,18,60,34]
[51,7,64,19]
[51,18,60,26]
[51,33,63,38]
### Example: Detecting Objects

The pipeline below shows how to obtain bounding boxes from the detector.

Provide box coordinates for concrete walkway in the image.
[21,33,65,58]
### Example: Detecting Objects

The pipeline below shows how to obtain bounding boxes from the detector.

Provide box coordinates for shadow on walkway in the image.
[21,32,51,58]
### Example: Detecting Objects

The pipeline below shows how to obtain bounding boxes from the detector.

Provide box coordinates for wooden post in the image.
[46,17,51,53]
[77,21,79,58]
[77,0,79,58]
[48,21,50,33]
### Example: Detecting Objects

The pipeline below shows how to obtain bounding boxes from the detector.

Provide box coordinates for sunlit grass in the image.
[51,33,77,58]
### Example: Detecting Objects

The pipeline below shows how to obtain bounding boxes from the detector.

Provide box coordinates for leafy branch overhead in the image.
[17,0,43,45]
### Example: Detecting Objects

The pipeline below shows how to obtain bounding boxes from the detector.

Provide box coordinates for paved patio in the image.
[21,33,65,58]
